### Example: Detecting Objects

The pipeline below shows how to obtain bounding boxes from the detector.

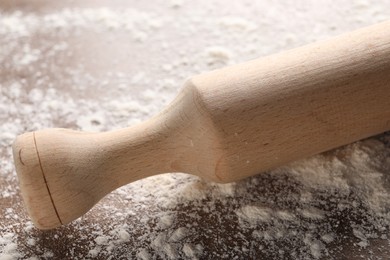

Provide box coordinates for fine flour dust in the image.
[1,1,390,259]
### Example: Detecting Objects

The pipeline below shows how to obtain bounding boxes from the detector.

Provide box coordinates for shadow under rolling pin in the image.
[13,21,390,229]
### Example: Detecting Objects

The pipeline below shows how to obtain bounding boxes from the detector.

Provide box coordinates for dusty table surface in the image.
[1,1,390,259]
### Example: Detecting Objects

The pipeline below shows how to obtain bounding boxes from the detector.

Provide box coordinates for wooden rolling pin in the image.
[13,21,390,230]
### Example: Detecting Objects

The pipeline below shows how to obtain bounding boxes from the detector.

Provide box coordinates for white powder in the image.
[151,233,166,249]
[26,238,36,246]
[321,233,334,244]
[76,112,107,132]
[218,17,257,31]
[41,251,54,258]
[117,229,130,242]
[204,46,233,65]
[158,214,175,229]
[275,210,296,221]
[182,243,203,258]
[169,0,184,9]
[169,227,189,242]
[0,233,21,260]
[214,183,235,196]
[236,205,272,225]
[94,236,109,245]
[136,248,151,260]
[298,207,325,220]
[308,240,323,259]
[162,243,178,259]
[0,2,390,260]
[88,248,100,258]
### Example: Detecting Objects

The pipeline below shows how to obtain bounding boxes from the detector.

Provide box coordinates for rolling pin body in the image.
[13,21,390,229]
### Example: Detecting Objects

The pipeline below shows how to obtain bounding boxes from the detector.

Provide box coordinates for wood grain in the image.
[13,21,390,229]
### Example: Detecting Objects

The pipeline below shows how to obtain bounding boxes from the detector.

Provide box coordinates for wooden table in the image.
[1,1,390,259]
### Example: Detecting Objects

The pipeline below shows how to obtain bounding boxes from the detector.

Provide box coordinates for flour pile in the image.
[1,2,390,259]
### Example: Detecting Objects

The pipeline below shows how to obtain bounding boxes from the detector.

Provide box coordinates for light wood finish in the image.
[13,21,390,229]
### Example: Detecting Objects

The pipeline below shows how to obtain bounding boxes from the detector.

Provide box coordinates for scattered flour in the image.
[158,214,175,229]
[88,248,100,258]
[236,205,272,225]
[136,248,151,260]
[182,243,203,259]
[0,233,21,260]
[0,1,390,260]
[169,227,189,242]
[204,46,233,65]
[94,235,109,246]
[218,16,257,31]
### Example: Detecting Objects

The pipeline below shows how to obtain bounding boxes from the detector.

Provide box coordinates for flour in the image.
[88,248,100,258]
[204,46,233,65]
[117,229,131,242]
[94,236,109,246]
[1,2,390,260]
[321,233,335,244]
[136,248,151,260]
[169,227,189,242]
[0,233,21,260]
[158,214,174,229]
[182,243,203,258]
[218,16,257,32]
[298,207,325,220]
[236,205,273,225]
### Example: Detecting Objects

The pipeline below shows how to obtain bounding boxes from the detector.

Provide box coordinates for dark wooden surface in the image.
[1,1,390,259]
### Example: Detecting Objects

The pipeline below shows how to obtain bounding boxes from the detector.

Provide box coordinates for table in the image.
[1,1,390,259]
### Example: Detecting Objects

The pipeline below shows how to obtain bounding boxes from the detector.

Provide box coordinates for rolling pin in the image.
[13,21,390,230]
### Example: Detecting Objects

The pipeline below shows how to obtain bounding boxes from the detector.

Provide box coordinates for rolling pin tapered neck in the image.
[13,82,224,229]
